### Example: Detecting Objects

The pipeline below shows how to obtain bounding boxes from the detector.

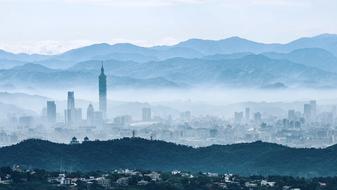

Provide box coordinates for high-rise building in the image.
[67,91,75,110]
[310,100,317,120]
[87,104,94,126]
[142,107,152,121]
[46,101,56,123]
[99,64,107,119]
[65,91,76,127]
[288,109,296,121]
[245,107,250,121]
[254,112,262,123]
[304,103,312,122]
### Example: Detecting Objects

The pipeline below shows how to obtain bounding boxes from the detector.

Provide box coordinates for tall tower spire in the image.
[101,61,104,73]
[99,61,107,119]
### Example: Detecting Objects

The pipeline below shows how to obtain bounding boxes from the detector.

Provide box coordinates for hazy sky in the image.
[1,0,337,54]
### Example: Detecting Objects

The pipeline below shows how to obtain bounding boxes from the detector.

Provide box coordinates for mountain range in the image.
[1,138,337,177]
[1,34,337,89]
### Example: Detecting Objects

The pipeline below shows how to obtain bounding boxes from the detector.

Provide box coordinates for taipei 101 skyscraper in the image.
[99,63,107,119]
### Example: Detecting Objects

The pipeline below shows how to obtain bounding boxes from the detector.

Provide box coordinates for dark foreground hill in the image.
[0,138,336,177]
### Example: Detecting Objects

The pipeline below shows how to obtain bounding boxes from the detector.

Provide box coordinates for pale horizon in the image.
[1,33,335,55]
[1,0,337,54]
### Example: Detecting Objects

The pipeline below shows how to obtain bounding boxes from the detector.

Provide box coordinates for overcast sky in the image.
[1,0,337,54]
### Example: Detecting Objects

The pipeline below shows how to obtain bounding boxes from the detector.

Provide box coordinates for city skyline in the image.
[2,0,337,186]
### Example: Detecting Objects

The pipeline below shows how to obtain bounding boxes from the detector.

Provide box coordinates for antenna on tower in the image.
[100,60,105,74]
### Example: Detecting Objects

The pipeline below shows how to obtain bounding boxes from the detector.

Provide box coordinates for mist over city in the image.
[3,35,337,148]
[3,0,337,189]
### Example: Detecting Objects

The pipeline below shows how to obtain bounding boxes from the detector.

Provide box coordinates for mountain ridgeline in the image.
[1,138,337,177]
[2,34,337,88]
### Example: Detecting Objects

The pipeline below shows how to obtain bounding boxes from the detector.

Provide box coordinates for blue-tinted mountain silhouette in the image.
[2,34,337,88]
[1,138,337,177]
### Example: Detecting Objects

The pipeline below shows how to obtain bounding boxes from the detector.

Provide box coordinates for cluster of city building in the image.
[1,65,337,148]
[46,64,107,128]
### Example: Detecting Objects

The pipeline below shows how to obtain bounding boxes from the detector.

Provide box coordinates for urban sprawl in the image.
[0,65,337,148]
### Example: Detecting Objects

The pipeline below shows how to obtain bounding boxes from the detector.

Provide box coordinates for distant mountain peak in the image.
[91,42,111,47]
[112,43,141,47]
[241,54,271,61]
[222,36,250,41]
[176,38,213,46]
[177,36,252,46]
[11,63,53,72]
[289,47,335,55]
[314,33,337,38]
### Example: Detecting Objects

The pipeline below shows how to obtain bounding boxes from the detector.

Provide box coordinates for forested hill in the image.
[0,138,336,177]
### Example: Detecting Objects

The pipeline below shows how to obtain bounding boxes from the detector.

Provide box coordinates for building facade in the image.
[65,91,76,127]
[47,101,56,123]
